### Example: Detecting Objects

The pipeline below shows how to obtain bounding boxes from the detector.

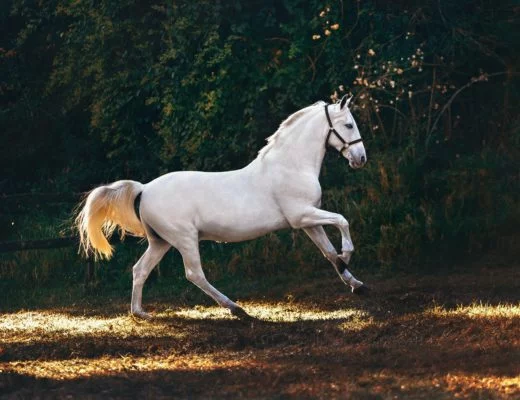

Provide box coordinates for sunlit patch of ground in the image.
[3,354,248,380]
[442,373,520,398]
[425,302,520,319]
[1,265,519,399]
[170,301,369,323]
[0,311,186,344]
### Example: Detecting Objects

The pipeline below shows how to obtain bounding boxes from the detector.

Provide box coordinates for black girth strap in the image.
[324,104,363,151]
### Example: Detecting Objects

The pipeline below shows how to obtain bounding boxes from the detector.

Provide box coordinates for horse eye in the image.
[345,123,354,129]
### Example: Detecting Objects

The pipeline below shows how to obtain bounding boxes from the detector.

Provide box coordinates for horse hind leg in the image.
[173,234,250,319]
[131,237,171,319]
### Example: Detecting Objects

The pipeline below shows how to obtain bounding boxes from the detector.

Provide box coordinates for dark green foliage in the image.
[1,0,519,293]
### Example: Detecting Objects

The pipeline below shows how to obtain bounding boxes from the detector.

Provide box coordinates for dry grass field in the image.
[1,263,519,399]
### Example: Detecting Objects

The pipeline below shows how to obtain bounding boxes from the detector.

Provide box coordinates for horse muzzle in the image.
[344,149,367,169]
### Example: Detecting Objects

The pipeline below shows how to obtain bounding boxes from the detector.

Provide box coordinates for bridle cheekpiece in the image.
[324,104,363,152]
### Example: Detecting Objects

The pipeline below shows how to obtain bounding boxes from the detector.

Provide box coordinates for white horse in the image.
[76,95,368,319]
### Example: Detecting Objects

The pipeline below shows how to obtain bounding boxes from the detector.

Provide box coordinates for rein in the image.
[324,104,363,152]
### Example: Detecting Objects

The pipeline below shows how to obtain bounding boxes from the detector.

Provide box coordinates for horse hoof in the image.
[352,285,370,296]
[231,306,254,321]
[132,311,153,320]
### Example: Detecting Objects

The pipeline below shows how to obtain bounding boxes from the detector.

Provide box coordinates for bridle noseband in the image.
[324,104,363,152]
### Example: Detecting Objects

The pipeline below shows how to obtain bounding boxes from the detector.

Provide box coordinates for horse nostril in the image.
[360,155,366,164]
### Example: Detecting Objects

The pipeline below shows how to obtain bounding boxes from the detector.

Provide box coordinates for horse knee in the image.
[338,216,349,229]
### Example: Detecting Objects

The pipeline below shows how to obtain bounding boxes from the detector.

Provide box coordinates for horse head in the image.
[325,95,367,169]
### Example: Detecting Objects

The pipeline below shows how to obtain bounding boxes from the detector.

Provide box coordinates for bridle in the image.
[324,104,363,152]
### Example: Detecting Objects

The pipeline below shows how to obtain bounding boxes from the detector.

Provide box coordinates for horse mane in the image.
[257,101,326,158]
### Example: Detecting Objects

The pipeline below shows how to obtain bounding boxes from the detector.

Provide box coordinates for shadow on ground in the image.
[1,264,519,399]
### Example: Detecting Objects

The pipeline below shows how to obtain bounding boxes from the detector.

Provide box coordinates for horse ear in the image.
[339,95,352,110]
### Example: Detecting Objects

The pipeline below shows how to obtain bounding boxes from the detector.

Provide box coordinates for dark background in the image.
[1,0,519,301]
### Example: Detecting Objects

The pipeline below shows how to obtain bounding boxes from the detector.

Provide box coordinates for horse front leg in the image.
[297,207,355,260]
[295,208,369,293]
[303,226,366,293]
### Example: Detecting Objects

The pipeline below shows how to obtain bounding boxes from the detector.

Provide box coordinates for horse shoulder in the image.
[271,171,322,223]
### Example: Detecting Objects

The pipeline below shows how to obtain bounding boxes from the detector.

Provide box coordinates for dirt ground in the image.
[1,263,519,399]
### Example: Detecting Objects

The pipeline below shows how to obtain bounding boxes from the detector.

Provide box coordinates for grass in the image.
[1,262,519,399]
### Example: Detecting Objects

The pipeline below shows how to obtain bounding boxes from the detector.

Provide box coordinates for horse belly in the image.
[198,202,289,242]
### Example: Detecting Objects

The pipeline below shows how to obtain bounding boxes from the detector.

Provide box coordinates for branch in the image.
[429,72,510,135]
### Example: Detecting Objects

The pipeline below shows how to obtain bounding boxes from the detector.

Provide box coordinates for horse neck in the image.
[258,110,328,176]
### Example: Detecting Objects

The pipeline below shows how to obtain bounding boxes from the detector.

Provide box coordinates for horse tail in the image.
[75,180,145,260]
